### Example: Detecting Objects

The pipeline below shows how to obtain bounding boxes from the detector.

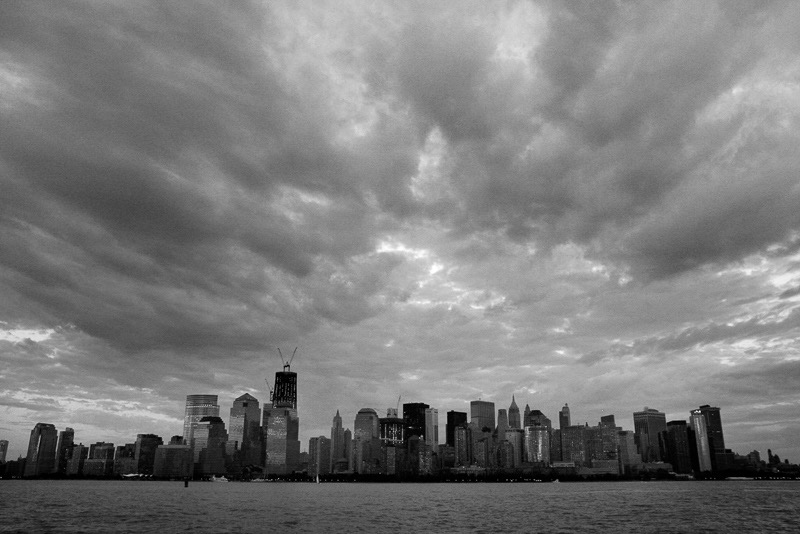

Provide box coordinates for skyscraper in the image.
[633,407,667,462]
[263,361,300,475]
[445,410,467,447]
[308,436,331,477]
[663,420,692,474]
[690,409,713,472]
[559,403,571,429]
[183,395,220,448]
[524,424,550,464]
[403,402,430,442]
[496,409,509,441]
[24,423,58,477]
[424,408,439,449]
[353,408,380,474]
[470,400,495,431]
[193,416,227,476]
[55,427,74,475]
[0,440,8,463]
[228,393,262,466]
[330,410,345,471]
[508,396,521,429]
[698,405,727,471]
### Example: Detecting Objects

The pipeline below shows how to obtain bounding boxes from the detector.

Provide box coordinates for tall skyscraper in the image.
[403,402,430,442]
[263,361,300,475]
[24,423,58,477]
[228,393,262,466]
[559,403,571,429]
[496,409,509,441]
[508,396,521,429]
[445,411,467,447]
[470,400,495,431]
[526,409,552,429]
[690,409,713,472]
[0,439,8,463]
[633,407,667,462]
[353,408,380,474]
[524,424,550,464]
[663,420,692,474]
[193,417,227,476]
[698,405,727,471]
[55,427,74,475]
[330,410,345,470]
[183,395,220,448]
[424,408,439,449]
[308,436,331,477]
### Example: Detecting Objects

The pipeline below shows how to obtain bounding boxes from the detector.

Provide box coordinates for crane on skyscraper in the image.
[277,347,298,371]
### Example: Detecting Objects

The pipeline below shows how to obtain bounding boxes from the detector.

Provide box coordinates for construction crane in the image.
[396,395,402,414]
[264,378,274,403]
[277,347,298,371]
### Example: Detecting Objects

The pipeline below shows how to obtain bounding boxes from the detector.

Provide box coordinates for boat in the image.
[210,475,229,482]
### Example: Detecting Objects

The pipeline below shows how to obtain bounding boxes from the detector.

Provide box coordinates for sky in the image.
[1,1,799,463]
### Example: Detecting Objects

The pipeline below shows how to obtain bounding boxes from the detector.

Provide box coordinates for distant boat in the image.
[316,474,320,484]
[210,475,229,482]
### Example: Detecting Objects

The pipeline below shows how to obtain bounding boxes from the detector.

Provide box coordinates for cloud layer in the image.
[2,1,800,461]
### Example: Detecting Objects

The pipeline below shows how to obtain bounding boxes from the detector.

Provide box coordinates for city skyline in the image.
[2,2,800,465]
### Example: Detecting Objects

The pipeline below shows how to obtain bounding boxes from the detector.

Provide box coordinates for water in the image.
[1,480,798,533]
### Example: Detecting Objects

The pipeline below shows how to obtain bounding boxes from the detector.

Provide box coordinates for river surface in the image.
[1,479,798,533]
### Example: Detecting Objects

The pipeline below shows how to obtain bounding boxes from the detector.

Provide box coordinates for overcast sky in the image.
[2,1,800,463]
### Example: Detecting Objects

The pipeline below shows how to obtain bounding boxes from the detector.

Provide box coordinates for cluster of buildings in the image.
[2,363,794,480]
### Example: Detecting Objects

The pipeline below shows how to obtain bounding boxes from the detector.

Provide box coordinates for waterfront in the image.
[1,480,798,533]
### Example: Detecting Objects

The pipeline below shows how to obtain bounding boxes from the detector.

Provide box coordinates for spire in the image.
[510,395,518,409]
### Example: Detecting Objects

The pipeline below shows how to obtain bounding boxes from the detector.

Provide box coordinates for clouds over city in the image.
[1,1,799,460]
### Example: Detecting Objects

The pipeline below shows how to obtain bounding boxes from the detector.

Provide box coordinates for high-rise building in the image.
[663,421,692,474]
[505,428,523,468]
[193,416,227,476]
[403,403,430,442]
[0,439,8,463]
[690,409,713,472]
[308,436,332,477]
[24,423,58,477]
[228,393,262,466]
[66,443,88,476]
[496,409,509,442]
[114,443,137,476]
[330,410,345,471]
[183,395,220,448]
[153,441,193,479]
[55,427,74,475]
[508,396,521,429]
[134,434,163,475]
[263,362,300,475]
[633,407,667,462]
[523,425,550,464]
[470,400,495,432]
[560,425,587,466]
[84,442,115,477]
[559,404,571,429]
[698,405,728,471]
[353,408,380,474]
[424,408,439,449]
[526,409,552,429]
[618,430,642,475]
[445,411,467,447]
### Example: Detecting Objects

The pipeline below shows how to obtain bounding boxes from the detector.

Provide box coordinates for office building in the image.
[526,409,552,429]
[508,396,521,429]
[0,439,8,463]
[114,443,137,475]
[446,411,467,447]
[228,393,262,466]
[424,408,439,450]
[153,441,193,479]
[263,362,300,475]
[193,416,227,476]
[690,409,713,472]
[353,408,380,474]
[470,400,495,432]
[183,395,220,448]
[663,421,693,474]
[308,436,332,477]
[66,444,88,476]
[24,423,58,477]
[134,434,163,475]
[55,427,74,475]
[633,407,667,462]
[330,410,345,470]
[559,403,571,429]
[698,405,728,471]
[403,403,430,442]
[496,409,509,441]
[524,424,550,464]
